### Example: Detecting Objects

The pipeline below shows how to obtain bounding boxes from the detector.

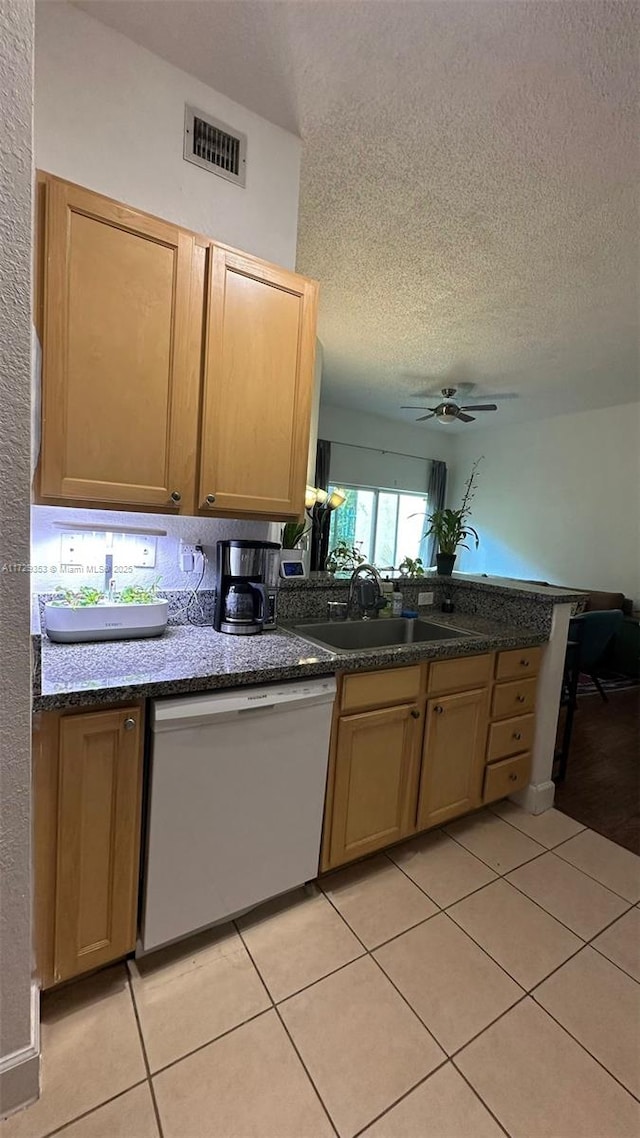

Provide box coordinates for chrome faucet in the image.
[348,563,386,619]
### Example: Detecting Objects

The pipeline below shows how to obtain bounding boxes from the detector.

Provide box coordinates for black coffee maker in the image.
[214,540,281,635]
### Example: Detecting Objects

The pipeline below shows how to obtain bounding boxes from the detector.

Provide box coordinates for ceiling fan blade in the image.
[457,412,476,423]
[416,413,436,421]
[460,403,497,412]
[401,405,434,410]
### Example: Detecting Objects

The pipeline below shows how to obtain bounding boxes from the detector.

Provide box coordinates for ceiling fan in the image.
[401,387,499,424]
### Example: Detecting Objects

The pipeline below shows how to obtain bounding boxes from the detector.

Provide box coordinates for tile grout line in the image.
[589,941,640,986]
[486,802,587,844]
[450,1063,512,1138]
[233,918,341,1138]
[527,991,640,1105]
[36,1079,149,1138]
[348,1057,451,1138]
[125,970,165,1138]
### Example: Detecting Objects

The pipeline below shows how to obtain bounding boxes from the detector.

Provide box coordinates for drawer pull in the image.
[513,731,522,740]
[410,708,421,719]
[434,705,444,715]
[520,659,530,667]
[516,694,526,703]
[509,772,519,782]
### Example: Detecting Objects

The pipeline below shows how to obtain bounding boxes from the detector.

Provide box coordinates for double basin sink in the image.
[291,616,471,655]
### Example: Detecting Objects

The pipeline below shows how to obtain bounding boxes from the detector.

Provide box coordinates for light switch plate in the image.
[418,591,434,606]
[59,533,86,566]
[130,535,157,568]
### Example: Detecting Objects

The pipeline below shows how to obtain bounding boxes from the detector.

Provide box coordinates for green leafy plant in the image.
[397,556,425,577]
[49,579,162,607]
[116,580,160,605]
[325,540,366,574]
[424,457,483,555]
[50,585,106,608]
[282,522,307,549]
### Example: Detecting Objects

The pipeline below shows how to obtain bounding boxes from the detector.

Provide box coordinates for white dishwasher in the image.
[140,676,336,953]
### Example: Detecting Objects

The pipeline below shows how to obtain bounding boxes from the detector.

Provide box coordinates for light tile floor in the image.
[2,805,639,1138]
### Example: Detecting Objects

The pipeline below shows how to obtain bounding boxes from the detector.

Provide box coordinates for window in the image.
[328,485,429,570]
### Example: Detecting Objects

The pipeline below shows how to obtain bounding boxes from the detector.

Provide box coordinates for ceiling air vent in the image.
[184,105,247,187]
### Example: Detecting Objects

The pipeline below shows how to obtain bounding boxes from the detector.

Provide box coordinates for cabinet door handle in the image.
[410,708,421,719]
[123,717,136,731]
[520,659,530,667]
[434,705,444,715]
[509,772,519,782]
[170,490,181,503]
[204,494,216,506]
[513,731,522,740]
[516,694,526,703]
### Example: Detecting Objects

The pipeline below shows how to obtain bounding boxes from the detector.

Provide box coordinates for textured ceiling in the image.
[76,0,639,429]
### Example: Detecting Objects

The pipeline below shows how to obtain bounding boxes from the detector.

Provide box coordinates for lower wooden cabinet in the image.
[417,688,489,830]
[34,704,144,987]
[323,703,423,869]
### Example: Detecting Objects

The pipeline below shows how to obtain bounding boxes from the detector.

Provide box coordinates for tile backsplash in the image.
[30,506,273,594]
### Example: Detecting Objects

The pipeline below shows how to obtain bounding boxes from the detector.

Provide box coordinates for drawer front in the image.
[341,665,423,713]
[483,752,531,803]
[428,654,492,696]
[487,714,535,763]
[492,677,538,720]
[496,646,543,682]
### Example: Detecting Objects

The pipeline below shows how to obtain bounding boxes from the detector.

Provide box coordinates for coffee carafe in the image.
[214,540,281,635]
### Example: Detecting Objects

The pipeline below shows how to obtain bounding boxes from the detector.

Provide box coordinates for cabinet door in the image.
[327,704,422,868]
[198,245,318,518]
[39,176,198,510]
[417,688,488,830]
[54,707,143,983]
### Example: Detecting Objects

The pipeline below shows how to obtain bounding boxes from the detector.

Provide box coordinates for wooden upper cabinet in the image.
[417,688,489,830]
[37,176,199,510]
[198,245,318,519]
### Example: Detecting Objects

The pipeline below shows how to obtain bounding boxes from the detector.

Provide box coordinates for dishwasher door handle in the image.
[237,703,276,714]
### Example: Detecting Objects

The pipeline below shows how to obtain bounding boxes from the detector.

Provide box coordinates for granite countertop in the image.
[35,612,548,711]
[279,573,586,604]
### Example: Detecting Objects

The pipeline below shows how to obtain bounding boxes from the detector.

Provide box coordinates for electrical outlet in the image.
[418,591,434,606]
[179,540,198,573]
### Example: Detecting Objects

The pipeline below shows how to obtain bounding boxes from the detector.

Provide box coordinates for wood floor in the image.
[555,687,640,855]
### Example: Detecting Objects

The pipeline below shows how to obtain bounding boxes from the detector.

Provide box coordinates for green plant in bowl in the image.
[397,556,425,577]
[282,522,307,549]
[116,580,160,605]
[50,585,106,608]
[325,540,365,574]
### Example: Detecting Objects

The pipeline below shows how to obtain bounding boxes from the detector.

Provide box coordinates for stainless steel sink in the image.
[291,617,471,654]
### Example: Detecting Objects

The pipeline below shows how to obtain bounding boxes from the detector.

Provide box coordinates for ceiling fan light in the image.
[436,404,458,424]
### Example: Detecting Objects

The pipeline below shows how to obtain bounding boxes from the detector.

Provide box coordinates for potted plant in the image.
[325,540,365,576]
[280,521,310,576]
[397,556,425,578]
[425,457,483,576]
[44,580,169,643]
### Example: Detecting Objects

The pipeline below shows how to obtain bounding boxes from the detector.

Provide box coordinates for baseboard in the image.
[0,983,40,1120]
[511,779,556,815]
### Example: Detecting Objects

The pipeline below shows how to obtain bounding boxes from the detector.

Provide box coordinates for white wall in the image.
[318,404,453,493]
[35,1,301,267]
[31,507,270,594]
[0,0,39,1117]
[448,402,640,603]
